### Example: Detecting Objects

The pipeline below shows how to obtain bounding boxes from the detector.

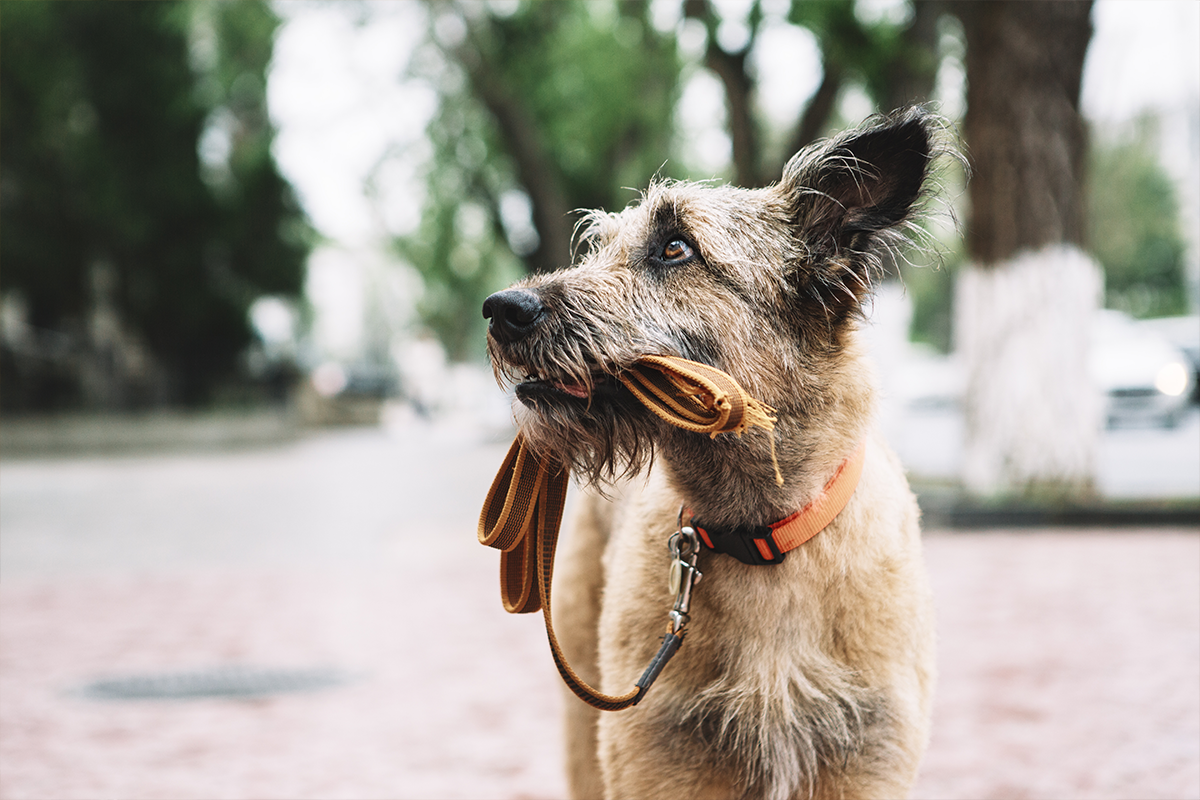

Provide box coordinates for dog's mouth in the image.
[515,371,613,403]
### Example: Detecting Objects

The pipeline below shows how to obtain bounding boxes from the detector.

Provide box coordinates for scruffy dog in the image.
[482,108,944,800]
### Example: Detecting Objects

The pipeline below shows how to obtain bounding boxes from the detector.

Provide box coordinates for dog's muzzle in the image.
[482,289,544,345]
[483,288,600,401]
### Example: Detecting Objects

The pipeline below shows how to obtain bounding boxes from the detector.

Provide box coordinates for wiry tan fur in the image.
[483,108,950,799]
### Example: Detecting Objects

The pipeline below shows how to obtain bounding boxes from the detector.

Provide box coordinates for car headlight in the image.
[1155,361,1189,397]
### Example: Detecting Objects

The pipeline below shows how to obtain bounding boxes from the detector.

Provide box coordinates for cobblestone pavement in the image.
[1,422,1197,799]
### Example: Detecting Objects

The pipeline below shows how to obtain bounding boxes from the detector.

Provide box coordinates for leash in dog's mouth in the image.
[478,355,863,711]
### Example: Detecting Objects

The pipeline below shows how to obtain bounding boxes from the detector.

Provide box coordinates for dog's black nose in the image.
[482,289,545,344]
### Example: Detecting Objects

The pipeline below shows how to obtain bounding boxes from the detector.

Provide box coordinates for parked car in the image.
[1090,309,1196,428]
[1138,315,1200,404]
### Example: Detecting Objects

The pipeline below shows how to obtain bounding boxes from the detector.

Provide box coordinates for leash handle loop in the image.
[478,434,644,710]
[478,437,542,553]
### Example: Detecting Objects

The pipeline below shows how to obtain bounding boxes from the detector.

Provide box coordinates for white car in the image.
[1090,309,1195,428]
[1139,315,1200,404]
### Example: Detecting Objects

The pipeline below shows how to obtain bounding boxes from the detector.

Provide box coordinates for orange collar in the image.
[690,441,867,565]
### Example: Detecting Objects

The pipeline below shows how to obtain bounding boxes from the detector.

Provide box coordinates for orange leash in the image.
[477,356,780,710]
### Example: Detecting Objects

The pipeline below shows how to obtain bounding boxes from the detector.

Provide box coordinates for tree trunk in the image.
[704,42,759,188]
[683,0,762,187]
[956,246,1103,494]
[881,0,943,114]
[447,14,575,276]
[953,0,1100,496]
[782,62,842,167]
[460,54,575,274]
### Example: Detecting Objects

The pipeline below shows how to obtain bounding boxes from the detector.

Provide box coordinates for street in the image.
[0,412,1197,799]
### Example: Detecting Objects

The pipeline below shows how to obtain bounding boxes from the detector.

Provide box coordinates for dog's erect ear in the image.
[782,107,934,251]
[779,107,936,317]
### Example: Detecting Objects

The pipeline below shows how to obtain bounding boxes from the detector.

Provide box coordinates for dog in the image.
[481,107,945,800]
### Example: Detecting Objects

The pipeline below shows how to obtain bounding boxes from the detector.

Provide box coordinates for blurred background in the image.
[1,1,1197,799]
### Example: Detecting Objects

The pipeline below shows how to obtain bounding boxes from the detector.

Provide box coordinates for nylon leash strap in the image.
[477,356,778,711]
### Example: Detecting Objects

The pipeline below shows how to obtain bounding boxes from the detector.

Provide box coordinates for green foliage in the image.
[1088,123,1188,318]
[0,0,310,408]
[395,65,517,362]
[905,257,957,353]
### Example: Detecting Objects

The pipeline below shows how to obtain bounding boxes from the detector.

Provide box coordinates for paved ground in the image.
[1,419,1197,799]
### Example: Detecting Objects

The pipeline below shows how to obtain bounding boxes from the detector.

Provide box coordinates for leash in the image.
[479,356,859,711]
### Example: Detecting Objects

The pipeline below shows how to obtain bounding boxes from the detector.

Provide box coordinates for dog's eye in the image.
[662,239,694,262]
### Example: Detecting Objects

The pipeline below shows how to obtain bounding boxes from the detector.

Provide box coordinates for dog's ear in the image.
[778,107,935,317]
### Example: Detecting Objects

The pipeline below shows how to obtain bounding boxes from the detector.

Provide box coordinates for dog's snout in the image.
[482,289,545,344]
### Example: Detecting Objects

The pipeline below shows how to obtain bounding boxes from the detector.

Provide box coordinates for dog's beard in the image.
[487,334,667,484]
[510,381,661,485]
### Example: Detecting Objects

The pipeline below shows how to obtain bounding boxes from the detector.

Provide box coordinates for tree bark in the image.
[952,0,1100,497]
[683,0,762,187]
[958,0,1092,263]
[450,21,575,275]
[782,61,842,164]
[704,41,760,187]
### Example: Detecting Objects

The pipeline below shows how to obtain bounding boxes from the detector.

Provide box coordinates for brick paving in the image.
[1,423,1196,799]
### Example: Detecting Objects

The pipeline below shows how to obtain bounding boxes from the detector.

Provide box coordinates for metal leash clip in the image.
[631,510,705,700]
[667,515,703,635]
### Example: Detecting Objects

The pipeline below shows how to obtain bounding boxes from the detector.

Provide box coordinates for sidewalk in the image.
[1,422,1197,799]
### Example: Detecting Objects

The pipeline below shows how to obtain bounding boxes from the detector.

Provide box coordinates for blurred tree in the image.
[950,0,1099,497]
[0,0,310,410]
[955,2,1092,262]
[685,0,943,187]
[1089,121,1188,319]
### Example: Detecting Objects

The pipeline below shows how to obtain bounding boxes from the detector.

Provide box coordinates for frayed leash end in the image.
[742,397,784,487]
[769,430,784,486]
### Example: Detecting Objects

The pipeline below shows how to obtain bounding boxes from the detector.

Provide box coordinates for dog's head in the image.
[484,107,951,486]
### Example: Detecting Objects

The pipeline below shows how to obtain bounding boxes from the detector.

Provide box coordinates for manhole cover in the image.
[78,665,352,701]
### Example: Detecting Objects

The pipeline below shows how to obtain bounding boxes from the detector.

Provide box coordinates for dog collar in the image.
[690,441,867,565]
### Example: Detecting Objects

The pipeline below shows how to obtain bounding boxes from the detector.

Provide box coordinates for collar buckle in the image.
[693,522,786,565]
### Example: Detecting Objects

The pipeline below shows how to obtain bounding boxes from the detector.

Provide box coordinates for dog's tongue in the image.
[555,380,589,398]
